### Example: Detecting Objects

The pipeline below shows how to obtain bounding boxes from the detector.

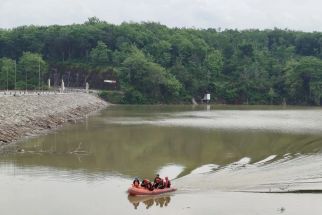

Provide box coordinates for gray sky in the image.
[1,0,321,31]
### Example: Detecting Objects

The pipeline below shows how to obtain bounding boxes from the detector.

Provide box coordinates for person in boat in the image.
[157,177,171,189]
[153,174,163,189]
[133,178,140,188]
[164,177,171,188]
[141,178,154,191]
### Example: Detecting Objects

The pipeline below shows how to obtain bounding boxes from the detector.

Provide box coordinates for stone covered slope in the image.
[0,93,108,145]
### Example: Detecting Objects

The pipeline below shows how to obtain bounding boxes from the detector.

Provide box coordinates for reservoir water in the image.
[1,105,322,214]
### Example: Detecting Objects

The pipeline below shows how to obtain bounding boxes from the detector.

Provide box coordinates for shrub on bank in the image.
[98,91,124,104]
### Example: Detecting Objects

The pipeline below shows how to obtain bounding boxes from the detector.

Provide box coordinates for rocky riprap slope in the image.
[0,93,108,146]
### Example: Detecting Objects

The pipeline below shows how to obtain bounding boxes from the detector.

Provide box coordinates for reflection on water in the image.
[2,105,322,180]
[105,105,322,134]
[128,195,171,210]
[1,130,320,180]
[1,105,322,214]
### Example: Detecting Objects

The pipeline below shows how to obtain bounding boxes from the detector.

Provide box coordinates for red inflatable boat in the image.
[128,186,177,196]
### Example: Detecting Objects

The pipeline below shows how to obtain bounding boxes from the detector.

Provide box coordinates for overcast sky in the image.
[1,0,321,31]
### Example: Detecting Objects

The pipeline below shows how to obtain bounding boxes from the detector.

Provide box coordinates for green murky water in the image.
[1,105,322,214]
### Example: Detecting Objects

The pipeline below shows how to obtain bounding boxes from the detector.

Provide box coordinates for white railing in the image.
[0,88,98,96]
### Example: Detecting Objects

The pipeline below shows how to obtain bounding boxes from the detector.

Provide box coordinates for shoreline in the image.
[0,93,108,148]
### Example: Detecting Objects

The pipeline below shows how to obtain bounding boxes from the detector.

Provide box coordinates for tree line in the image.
[1,17,322,105]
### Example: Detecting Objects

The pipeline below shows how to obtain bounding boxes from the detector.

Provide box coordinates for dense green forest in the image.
[1,17,322,105]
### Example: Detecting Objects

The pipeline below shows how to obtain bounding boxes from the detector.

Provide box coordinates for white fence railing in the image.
[0,88,99,97]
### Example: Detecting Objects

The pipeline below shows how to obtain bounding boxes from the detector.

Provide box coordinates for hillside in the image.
[1,18,322,105]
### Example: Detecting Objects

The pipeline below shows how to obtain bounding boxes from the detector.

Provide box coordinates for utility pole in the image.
[38,59,41,92]
[14,60,17,92]
[41,62,43,93]
[6,66,8,92]
[25,67,27,92]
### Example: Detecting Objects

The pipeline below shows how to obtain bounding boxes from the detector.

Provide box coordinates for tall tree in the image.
[120,47,181,103]
[0,58,15,90]
[90,41,111,66]
[285,57,322,105]
[17,52,47,90]
[205,49,224,79]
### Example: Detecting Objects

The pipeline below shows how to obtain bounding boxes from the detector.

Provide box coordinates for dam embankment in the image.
[0,93,108,146]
